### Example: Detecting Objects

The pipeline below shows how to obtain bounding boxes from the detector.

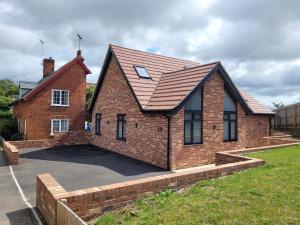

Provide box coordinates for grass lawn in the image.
[92,145,300,225]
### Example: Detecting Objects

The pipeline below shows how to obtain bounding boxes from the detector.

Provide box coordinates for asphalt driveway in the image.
[0,151,39,225]
[13,144,170,206]
[0,145,169,225]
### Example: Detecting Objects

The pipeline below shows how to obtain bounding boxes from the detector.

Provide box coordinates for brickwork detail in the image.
[92,56,168,169]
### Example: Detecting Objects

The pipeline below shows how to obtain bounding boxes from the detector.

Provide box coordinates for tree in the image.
[0,96,14,111]
[0,79,18,97]
[0,79,18,111]
[86,86,95,109]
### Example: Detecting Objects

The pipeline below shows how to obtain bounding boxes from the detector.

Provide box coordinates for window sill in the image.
[184,142,203,146]
[117,137,126,141]
[51,131,69,135]
[223,139,238,143]
[51,104,70,107]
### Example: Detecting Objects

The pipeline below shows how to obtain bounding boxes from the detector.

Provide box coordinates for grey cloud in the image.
[0,0,300,107]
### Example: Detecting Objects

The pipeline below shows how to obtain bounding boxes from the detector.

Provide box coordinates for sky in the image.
[1,0,300,108]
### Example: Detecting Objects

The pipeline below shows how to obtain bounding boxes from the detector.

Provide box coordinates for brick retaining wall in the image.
[37,146,278,224]
[1,136,18,164]
[215,152,250,165]
[2,141,18,164]
[36,174,70,225]
[9,130,91,149]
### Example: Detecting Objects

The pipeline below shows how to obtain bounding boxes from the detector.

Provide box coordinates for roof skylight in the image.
[134,66,150,78]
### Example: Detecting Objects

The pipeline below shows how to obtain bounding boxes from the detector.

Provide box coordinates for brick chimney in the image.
[43,57,55,78]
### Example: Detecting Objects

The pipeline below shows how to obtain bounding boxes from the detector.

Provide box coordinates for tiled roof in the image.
[21,55,91,101]
[146,62,218,110]
[90,44,273,115]
[239,90,274,115]
[111,45,199,107]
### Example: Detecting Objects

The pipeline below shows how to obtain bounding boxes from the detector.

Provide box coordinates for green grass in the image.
[92,146,300,225]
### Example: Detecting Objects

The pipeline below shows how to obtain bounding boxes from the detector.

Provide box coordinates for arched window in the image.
[184,88,202,144]
[224,89,237,141]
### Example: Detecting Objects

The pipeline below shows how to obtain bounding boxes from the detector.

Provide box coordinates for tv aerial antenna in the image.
[77,34,82,50]
[39,39,44,65]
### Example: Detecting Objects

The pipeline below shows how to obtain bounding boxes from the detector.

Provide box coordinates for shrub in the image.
[0,96,14,111]
[0,110,13,119]
[0,118,17,140]
[10,132,24,141]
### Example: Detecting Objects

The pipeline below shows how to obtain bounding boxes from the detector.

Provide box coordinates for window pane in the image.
[194,112,201,120]
[185,88,201,110]
[134,66,150,78]
[61,91,69,105]
[184,112,192,120]
[184,122,191,143]
[224,113,229,120]
[230,113,236,120]
[224,90,236,111]
[122,119,126,138]
[52,120,60,133]
[223,120,229,140]
[53,91,60,104]
[118,121,123,138]
[230,121,236,139]
[193,121,201,143]
[61,120,68,132]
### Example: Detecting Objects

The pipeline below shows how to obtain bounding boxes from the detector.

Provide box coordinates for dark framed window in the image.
[184,88,202,144]
[184,110,202,144]
[117,114,126,140]
[95,113,101,135]
[223,90,237,141]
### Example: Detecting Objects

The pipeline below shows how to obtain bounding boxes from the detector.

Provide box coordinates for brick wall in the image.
[245,115,270,148]
[2,140,18,164]
[92,56,168,169]
[8,131,91,149]
[36,174,70,225]
[36,149,266,224]
[170,73,247,169]
[14,63,87,140]
[215,152,250,165]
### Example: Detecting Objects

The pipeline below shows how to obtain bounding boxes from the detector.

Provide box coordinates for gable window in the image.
[51,119,69,135]
[184,88,202,144]
[95,113,101,135]
[134,66,151,79]
[223,89,237,141]
[117,114,126,140]
[52,89,69,106]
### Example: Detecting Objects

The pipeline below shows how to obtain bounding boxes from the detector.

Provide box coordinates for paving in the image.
[0,151,39,225]
[0,144,170,225]
[14,144,170,205]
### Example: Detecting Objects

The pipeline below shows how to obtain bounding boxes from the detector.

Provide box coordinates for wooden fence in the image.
[57,199,87,225]
[273,103,300,129]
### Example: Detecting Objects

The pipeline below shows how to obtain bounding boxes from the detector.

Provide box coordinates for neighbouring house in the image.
[13,50,91,140]
[89,44,274,170]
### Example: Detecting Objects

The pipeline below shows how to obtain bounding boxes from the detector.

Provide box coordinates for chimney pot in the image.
[77,50,81,57]
[43,57,55,78]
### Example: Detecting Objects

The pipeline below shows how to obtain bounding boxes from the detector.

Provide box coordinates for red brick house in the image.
[13,51,91,140]
[89,45,274,170]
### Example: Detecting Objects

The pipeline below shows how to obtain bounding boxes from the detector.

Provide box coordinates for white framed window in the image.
[51,119,69,135]
[51,89,69,106]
